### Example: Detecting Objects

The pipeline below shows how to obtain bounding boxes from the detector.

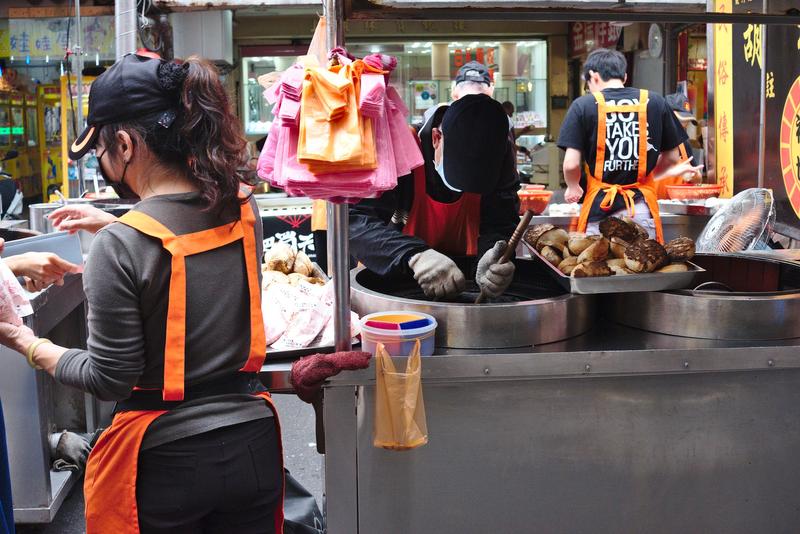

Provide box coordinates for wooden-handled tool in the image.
[474,210,534,304]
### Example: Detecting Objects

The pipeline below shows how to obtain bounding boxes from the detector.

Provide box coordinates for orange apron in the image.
[83,197,284,534]
[577,89,665,243]
[402,164,482,256]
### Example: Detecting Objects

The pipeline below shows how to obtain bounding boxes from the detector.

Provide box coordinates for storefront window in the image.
[242,56,299,136]
[241,40,549,129]
[26,106,37,147]
[10,107,24,147]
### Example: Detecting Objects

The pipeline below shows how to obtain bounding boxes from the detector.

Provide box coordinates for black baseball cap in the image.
[440,94,509,194]
[454,61,492,86]
[665,92,697,124]
[69,53,178,160]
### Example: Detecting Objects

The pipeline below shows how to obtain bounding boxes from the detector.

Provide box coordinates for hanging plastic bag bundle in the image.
[373,340,428,451]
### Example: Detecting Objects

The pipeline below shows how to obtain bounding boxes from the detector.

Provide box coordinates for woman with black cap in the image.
[350,89,520,300]
[0,53,285,533]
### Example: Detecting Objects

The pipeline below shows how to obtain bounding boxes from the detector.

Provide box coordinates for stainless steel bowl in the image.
[351,258,596,349]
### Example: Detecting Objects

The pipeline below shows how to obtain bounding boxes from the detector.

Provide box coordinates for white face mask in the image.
[434,149,446,182]
[434,146,462,193]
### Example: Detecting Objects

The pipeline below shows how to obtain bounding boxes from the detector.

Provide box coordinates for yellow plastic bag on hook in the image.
[373,340,428,451]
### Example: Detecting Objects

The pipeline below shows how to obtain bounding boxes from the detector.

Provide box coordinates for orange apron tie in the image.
[83,195,282,534]
[577,89,665,243]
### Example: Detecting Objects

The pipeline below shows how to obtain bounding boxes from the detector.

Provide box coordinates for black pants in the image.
[137,418,283,534]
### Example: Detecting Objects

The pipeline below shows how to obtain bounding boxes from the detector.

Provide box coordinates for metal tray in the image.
[657,200,717,216]
[522,241,705,295]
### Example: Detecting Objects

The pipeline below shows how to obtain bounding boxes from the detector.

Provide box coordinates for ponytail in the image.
[179,56,250,215]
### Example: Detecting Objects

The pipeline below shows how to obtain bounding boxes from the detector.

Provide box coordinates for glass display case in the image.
[242,56,298,137]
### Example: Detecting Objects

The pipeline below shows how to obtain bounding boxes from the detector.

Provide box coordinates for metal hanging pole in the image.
[325,0,352,353]
[115,0,139,60]
[73,0,85,196]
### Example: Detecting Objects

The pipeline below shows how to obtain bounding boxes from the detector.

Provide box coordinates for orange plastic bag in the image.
[297,63,377,172]
[373,340,428,451]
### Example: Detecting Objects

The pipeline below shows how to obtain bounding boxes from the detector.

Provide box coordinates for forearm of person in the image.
[652,147,681,177]
[53,230,146,401]
[349,198,428,276]
[562,148,583,187]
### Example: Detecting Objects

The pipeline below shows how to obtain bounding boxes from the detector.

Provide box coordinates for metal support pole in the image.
[74,0,85,196]
[756,22,767,188]
[705,0,716,183]
[115,0,138,60]
[324,0,351,353]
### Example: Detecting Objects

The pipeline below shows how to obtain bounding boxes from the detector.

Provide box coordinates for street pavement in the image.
[16,394,323,534]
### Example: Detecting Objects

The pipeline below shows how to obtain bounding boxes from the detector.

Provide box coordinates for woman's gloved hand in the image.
[476,241,515,298]
[49,430,92,471]
[408,249,465,299]
[290,351,372,403]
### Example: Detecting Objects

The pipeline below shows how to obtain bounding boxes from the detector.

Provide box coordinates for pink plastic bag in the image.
[386,86,424,177]
[359,73,385,118]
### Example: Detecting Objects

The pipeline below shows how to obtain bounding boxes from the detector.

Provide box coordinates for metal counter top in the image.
[328,322,799,383]
[261,320,800,391]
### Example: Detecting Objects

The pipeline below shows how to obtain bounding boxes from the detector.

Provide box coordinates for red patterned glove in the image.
[290,351,372,403]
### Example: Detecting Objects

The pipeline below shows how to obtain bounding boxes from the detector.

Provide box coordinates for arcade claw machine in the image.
[37,85,62,202]
[0,90,39,200]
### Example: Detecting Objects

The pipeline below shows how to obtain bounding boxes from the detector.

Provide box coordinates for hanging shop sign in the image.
[763,17,800,234]
[569,22,623,57]
[4,17,115,60]
[778,77,800,220]
[716,0,800,235]
[452,47,496,78]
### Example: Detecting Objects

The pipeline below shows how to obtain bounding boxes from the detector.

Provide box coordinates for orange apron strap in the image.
[638,182,665,243]
[577,163,603,234]
[117,212,187,401]
[592,92,607,182]
[174,221,244,256]
[239,198,267,371]
[637,89,649,183]
[678,142,689,161]
[84,410,167,534]
[119,210,177,244]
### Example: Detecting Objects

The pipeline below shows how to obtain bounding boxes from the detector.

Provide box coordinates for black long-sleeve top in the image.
[349,109,520,277]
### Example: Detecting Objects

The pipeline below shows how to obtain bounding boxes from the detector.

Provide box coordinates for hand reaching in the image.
[48,205,117,234]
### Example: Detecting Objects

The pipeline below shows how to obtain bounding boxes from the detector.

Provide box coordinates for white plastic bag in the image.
[0,260,32,326]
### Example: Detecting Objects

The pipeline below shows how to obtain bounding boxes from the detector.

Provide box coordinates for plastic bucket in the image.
[360,311,437,357]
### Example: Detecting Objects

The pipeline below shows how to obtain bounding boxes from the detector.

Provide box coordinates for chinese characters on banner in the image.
[5,17,115,60]
[261,213,316,261]
[569,22,622,57]
[714,0,734,198]
[452,48,496,79]
[742,24,763,68]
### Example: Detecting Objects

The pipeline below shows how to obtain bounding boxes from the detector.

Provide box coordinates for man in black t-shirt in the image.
[557,49,687,241]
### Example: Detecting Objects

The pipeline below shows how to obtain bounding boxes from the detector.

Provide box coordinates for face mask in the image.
[434,142,445,181]
[97,149,140,200]
[434,147,462,193]
[435,159,446,183]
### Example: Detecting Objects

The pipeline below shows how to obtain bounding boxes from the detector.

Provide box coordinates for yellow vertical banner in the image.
[714,0,734,198]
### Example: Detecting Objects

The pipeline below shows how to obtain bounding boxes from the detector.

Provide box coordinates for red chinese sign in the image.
[570,22,622,57]
[453,48,496,78]
[779,75,800,219]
